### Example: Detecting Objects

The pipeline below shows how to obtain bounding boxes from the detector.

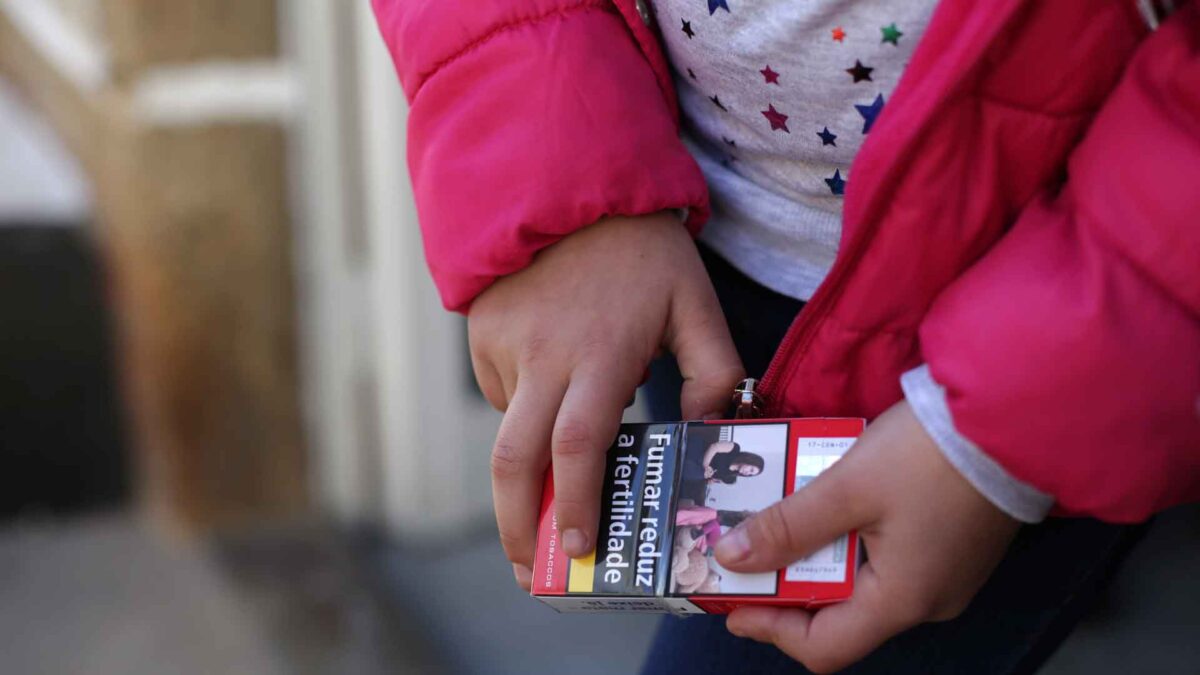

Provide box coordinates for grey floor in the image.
[0,515,436,675]
[0,515,285,675]
[1,507,1197,675]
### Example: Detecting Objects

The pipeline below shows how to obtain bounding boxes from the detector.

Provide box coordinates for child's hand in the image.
[469,213,744,589]
[715,401,1020,673]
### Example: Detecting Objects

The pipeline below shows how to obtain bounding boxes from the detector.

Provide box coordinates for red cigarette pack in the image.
[531,418,865,614]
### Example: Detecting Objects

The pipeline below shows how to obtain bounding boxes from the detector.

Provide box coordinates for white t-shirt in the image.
[650,0,935,300]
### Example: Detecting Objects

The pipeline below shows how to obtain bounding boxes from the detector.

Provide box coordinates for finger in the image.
[715,468,868,573]
[727,563,910,674]
[664,272,744,419]
[471,353,508,412]
[551,365,638,558]
[512,563,533,591]
[491,378,565,569]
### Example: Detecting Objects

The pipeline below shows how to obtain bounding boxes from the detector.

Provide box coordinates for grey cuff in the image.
[901,364,1054,523]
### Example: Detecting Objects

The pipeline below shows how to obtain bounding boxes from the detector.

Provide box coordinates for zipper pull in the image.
[731,378,765,419]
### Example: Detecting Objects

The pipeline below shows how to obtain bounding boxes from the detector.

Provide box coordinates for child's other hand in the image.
[469,213,744,589]
[715,401,1019,673]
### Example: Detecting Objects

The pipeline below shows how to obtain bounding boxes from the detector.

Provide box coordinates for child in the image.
[372,1,1200,672]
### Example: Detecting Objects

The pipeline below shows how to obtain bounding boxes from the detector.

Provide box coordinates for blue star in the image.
[855,94,885,134]
[817,127,837,146]
[708,0,730,15]
[825,169,846,195]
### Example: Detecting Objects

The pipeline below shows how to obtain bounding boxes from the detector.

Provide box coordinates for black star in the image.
[687,68,697,80]
[682,19,695,39]
[846,60,874,83]
[710,95,728,111]
[817,127,837,146]
[722,136,737,148]
[825,169,846,195]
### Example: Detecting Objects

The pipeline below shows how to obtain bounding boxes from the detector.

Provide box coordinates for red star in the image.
[832,26,846,42]
[761,104,790,133]
[760,65,780,85]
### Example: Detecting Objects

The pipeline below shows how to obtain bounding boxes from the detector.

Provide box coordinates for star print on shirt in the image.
[761,104,789,132]
[723,136,737,148]
[760,65,780,85]
[832,26,846,42]
[825,169,846,195]
[881,23,903,45]
[708,0,730,15]
[846,60,874,83]
[687,68,697,80]
[682,19,695,39]
[817,127,837,146]
[855,94,884,133]
[710,95,728,111]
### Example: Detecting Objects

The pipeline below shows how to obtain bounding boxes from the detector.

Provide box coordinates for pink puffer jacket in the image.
[373,0,1200,522]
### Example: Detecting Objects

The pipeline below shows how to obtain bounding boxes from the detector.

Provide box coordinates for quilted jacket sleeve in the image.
[371,0,708,311]
[920,4,1200,522]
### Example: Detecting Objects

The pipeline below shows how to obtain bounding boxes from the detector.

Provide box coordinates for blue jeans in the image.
[639,245,1146,675]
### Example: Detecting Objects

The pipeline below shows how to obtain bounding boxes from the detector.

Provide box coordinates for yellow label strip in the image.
[567,549,596,593]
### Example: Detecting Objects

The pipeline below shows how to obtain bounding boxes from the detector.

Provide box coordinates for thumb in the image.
[665,275,744,420]
[715,470,866,573]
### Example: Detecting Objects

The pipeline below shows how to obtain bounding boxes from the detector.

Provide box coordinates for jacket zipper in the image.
[731,378,765,419]
[756,229,870,416]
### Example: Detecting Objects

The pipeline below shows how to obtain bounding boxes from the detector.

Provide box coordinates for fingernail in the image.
[715,525,751,563]
[513,563,532,588]
[563,529,590,558]
[701,410,724,421]
[726,617,747,638]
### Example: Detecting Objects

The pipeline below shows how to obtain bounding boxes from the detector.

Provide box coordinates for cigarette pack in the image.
[531,417,865,615]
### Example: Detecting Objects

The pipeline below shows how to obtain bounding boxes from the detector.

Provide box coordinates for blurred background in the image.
[0,1,1195,673]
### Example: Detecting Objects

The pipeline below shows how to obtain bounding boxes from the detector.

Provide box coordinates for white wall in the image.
[287,1,500,541]
[0,45,90,222]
